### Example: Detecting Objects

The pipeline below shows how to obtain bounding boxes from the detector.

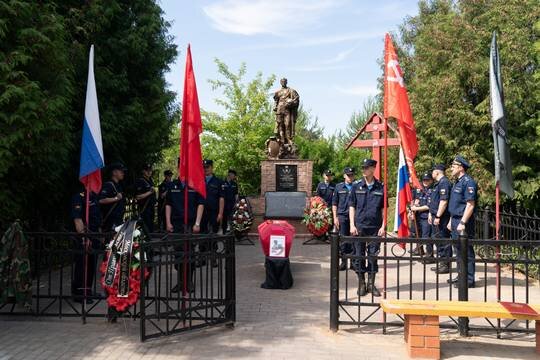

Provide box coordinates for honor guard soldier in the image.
[349,159,386,297]
[447,156,477,288]
[71,187,102,303]
[135,163,156,232]
[201,160,225,234]
[221,169,238,234]
[332,167,355,271]
[99,162,126,231]
[158,170,173,231]
[165,178,204,292]
[316,169,335,206]
[410,172,434,260]
[429,164,452,274]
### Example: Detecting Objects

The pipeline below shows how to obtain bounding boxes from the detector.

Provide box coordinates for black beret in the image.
[228,169,237,175]
[164,170,173,176]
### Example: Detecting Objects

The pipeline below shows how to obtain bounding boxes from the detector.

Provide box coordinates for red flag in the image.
[384,33,421,189]
[179,45,206,198]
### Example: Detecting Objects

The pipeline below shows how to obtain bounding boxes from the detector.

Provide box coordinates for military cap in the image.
[109,162,127,172]
[228,169,237,175]
[422,172,433,180]
[142,163,153,171]
[361,158,377,168]
[323,169,334,176]
[203,159,214,167]
[343,167,355,175]
[433,164,446,171]
[453,155,470,170]
[164,170,173,176]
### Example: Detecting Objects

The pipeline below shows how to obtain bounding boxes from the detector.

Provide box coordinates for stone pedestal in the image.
[248,159,313,236]
[260,159,313,195]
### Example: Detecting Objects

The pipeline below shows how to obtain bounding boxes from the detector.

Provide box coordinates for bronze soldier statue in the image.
[273,78,299,151]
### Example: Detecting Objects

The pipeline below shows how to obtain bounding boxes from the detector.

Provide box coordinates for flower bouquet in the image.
[231,198,253,235]
[303,196,333,237]
[100,220,150,313]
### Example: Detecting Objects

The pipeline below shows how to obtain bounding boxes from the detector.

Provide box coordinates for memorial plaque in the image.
[275,164,297,192]
[265,191,307,219]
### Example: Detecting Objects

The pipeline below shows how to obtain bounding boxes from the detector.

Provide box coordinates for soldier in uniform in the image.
[99,163,126,231]
[332,167,355,271]
[158,170,173,231]
[447,156,477,288]
[428,164,452,274]
[165,178,204,293]
[135,163,156,233]
[316,169,335,206]
[201,160,225,234]
[71,188,101,303]
[349,159,386,297]
[410,172,434,260]
[202,160,224,267]
[221,169,238,234]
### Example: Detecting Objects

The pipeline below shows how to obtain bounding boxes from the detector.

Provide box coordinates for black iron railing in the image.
[0,231,236,342]
[329,234,540,336]
[139,233,236,341]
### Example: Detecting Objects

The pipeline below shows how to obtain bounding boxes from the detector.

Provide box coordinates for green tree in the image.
[0,1,75,229]
[0,0,178,229]
[396,0,539,208]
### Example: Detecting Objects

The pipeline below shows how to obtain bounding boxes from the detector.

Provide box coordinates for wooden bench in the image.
[380,299,540,359]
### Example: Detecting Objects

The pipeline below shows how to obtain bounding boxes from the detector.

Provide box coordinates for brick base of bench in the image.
[404,315,440,359]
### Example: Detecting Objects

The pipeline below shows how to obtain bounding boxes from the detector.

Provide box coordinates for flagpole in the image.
[383,115,388,327]
[495,181,500,301]
[83,177,90,324]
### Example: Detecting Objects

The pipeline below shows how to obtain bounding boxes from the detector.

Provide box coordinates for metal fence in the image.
[0,231,236,342]
[139,233,236,341]
[329,234,540,336]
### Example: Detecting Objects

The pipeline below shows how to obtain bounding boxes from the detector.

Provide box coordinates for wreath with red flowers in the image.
[100,223,150,313]
[303,196,333,237]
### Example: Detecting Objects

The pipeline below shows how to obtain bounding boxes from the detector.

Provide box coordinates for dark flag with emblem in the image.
[489,31,514,198]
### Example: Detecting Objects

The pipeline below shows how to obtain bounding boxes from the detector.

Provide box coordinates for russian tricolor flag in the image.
[79,45,104,193]
[394,147,412,238]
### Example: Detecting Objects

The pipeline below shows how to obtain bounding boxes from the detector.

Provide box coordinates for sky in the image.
[160,0,419,137]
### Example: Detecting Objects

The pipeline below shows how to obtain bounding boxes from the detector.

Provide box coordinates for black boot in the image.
[367,273,381,297]
[409,246,424,256]
[339,259,347,271]
[357,273,367,296]
[435,263,450,274]
[422,254,436,264]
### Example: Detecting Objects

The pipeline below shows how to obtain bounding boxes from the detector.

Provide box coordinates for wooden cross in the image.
[345,112,400,179]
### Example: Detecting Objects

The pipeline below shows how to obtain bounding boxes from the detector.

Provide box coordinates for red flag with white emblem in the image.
[384,33,421,189]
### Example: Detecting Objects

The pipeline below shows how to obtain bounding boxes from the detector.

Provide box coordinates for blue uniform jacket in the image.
[316,181,335,205]
[413,186,432,220]
[332,182,352,217]
[99,180,125,226]
[166,180,205,224]
[348,178,385,229]
[71,191,101,232]
[205,175,224,212]
[429,176,452,217]
[135,176,156,212]
[448,174,478,218]
[222,180,238,212]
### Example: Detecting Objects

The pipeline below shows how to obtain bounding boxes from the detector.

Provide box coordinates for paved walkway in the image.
[0,238,538,359]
